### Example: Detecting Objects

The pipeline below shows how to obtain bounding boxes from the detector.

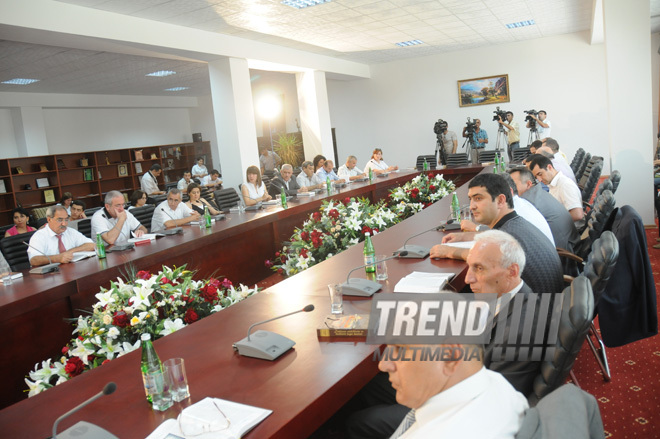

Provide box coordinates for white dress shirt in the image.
[297,172,322,188]
[548,171,582,212]
[90,208,143,243]
[337,164,364,179]
[513,196,555,245]
[244,182,266,200]
[396,367,527,438]
[151,200,193,232]
[202,175,223,188]
[27,226,94,264]
[364,159,389,173]
[141,171,160,195]
[191,164,208,178]
[177,178,192,191]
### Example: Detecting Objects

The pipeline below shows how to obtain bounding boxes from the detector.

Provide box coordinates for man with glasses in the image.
[151,188,200,232]
[91,190,147,245]
[27,205,95,267]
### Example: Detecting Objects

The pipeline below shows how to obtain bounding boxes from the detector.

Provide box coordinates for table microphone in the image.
[341,251,408,297]
[157,208,183,235]
[395,225,443,259]
[52,382,118,439]
[233,304,315,361]
[22,241,60,274]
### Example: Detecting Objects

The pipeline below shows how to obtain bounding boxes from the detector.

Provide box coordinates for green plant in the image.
[274,132,303,167]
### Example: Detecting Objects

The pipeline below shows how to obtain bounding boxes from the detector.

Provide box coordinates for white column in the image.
[207,58,259,189]
[295,71,334,162]
[603,0,654,223]
[11,107,49,156]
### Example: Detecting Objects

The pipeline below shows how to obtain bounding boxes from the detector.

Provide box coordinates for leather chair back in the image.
[575,152,591,181]
[580,161,602,201]
[1,230,37,271]
[214,188,241,210]
[77,218,92,239]
[477,150,496,163]
[512,147,531,163]
[415,155,437,170]
[583,231,619,308]
[609,170,621,194]
[84,206,102,217]
[131,205,156,232]
[529,275,594,405]
[446,153,469,166]
[569,148,585,174]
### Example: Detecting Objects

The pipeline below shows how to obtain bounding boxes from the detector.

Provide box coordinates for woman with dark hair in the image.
[58,192,73,215]
[313,155,326,173]
[185,183,220,216]
[5,207,36,237]
[363,148,398,176]
[241,166,272,206]
[128,190,148,210]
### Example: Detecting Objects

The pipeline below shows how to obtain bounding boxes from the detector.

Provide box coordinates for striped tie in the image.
[390,409,416,439]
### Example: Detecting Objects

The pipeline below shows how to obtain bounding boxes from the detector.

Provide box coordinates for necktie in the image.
[390,409,416,438]
[57,234,67,253]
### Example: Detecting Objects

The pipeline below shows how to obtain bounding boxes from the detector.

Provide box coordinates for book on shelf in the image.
[39,163,48,172]
[14,166,23,174]
[43,189,55,203]
[317,314,369,338]
[83,168,94,181]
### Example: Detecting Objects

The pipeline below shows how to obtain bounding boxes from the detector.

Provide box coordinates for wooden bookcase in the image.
[0,141,211,225]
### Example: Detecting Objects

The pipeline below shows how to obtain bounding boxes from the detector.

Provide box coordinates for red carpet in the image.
[571,227,660,438]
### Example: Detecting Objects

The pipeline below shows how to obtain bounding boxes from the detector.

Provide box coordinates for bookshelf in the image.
[0,141,211,224]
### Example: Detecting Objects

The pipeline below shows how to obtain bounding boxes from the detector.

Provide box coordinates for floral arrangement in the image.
[25,265,258,397]
[387,171,456,219]
[267,172,455,276]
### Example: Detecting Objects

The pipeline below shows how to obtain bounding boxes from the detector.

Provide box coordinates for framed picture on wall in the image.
[457,74,510,108]
[135,162,143,174]
[118,164,128,176]
[36,177,50,188]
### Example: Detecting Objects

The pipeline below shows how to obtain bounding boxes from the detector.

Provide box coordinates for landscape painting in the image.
[458,74,510,107]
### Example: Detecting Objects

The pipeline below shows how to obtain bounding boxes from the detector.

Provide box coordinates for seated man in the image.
[375,342,527,438]
[151,188,200,231]
[91,190,147,245]
[528,155,584,222]
[177,171,193,193]
[202,169,223,189]
[296,160,324,190]
[67,200,87,231]
[270,164,302,196]
[316,160,346,184]
[536,146,577,184]
[430,173,563,298]
[141,163,164,196]
[191,157,208,181]
[337,155,367,181]
[27,205,95,266]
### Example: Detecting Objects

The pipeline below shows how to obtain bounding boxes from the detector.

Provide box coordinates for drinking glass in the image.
[327,284,343,314]
[376,255,388,281]
[164,358,190,402]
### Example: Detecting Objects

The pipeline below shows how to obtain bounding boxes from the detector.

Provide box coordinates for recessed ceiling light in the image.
[395,40,423,47]
[164,87,190,91]
[146,70,176,77]
[281,0,331,9]
[505,20,535,29]
[2,78,40,85]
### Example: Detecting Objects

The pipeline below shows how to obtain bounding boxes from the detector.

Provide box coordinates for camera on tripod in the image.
[464,117,477,135]
[492,107,507,122]
[524,109,538,127]
[433,119,448,139]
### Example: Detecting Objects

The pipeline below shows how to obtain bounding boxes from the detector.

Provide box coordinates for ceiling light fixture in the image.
[395,40,423,47]
[505,20,535,29]
[146,70,176,77]
[281,0,331,10]
[164,87,190,91]
[2,78,40,85]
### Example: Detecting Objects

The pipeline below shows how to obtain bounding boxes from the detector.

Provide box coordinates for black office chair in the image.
[528,275,594,406]
[568,189,615,258]
[1,231,37,271]
[512,147,531,163]
[580,161,602,202]
[164,182,178,191]
[608,170,621,194]
[415,155,437,170]
[148,194,167,205]
[84,206,102,217]
[36,217,48,229]
[477,150,496,163]
[131,205,156,232]
[575,152,591,182]
[446,153,469,166]
[214,188,241,210]
[77,218,92,239]
[0,224,14,245]
[569,148,585,175]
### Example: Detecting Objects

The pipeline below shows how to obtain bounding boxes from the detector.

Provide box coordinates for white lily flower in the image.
[159,318,186,335]
[107,327,120,339]
[70,339,96,365]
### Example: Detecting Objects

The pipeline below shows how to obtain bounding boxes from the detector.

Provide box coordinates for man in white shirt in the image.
[543,137,569,163]
[91,190,147,245]
[296,160,324,190]
[141,163,164,195]
[536,146,577,184]
[192,157,208,181]
[177,171,193,193]
[337,155,366,181]
[28,205,95,266]
[202,169,223,189]
[526,110,551,141]
[316,160,345,184]
[528,155,584,222]
[151,188,200,231]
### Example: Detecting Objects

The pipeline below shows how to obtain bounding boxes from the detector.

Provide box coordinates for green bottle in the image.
[280,186,288,209]
[451,191,461,222]
[204,205,212,228]
[95,233,106,259]
[363,232,376,273]
[140,333,172,410]
[500,153,506,173]
[369,168,374,182]
[326,176,332,194]
[423,159,429,171]
[494,153,500,174]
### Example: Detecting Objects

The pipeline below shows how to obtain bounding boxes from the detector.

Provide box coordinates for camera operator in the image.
[526,110,551,141]
[462,118,488,163]
[498,111,520,161]
[441,123,458,156]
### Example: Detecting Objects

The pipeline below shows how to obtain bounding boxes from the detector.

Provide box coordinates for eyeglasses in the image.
[52,217,70,223]
[177,399,231,437]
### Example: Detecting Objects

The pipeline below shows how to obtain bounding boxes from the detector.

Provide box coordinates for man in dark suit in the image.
[269,163,301,197]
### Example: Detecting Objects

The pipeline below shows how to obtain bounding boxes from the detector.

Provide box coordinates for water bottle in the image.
[96,233,106,259]
[140,333,172,411]
[500,153,506,173]
[423,159,429,171]
[369,168,374,182]
[280,186,288,209]
[451,192,461,222]
[204,205,212,229]
[326,176,332,194]
[363,232,376,274]
[0,257,12,286]
[494,153,500,174]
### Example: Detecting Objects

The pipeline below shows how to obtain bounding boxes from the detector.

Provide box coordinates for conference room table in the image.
[0,164,486,435]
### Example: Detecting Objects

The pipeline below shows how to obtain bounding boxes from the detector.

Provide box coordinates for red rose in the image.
[300,249,309,258]
[300,231,310,242]
[136,270,151,280]
[373,228,379,234]
[265,259,274,268]
[157,307,165,319]
[429,185,436,191]
[277,268,284,275]
[184,308,199,324]
[328,209,339,219]
[362,226,372,236]
[312,211,322,221]
[280,254,287,263]
[112,311,130,328]
[221,278,233,289]
[201,284,218,303]
[62,346,69,355]
[312,238,321,248]
[275,251,281,257]
[207,278,220,288]
[428,172,436,179]
[64,357,85,378]
[343,197,351,205]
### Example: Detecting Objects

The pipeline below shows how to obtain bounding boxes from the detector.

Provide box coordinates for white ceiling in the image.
[0,0,659,97]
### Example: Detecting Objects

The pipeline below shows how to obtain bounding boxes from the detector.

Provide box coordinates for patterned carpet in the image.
[570,226,660,438]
